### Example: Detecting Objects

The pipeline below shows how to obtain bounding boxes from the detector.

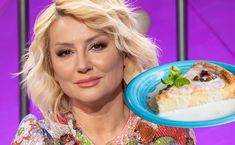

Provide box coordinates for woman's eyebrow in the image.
[85,33,106,43]
[55,42,74,47]
[54,33,106,47]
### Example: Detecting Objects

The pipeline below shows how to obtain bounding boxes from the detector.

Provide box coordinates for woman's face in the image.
[49,16,126,106]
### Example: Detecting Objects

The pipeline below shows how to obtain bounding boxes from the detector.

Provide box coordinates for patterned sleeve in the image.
[11,114,50,145]
[154,125,197,145]
[135,120,197,145]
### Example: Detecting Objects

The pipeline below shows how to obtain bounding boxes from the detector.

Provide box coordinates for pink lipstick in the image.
[75,77,101,88]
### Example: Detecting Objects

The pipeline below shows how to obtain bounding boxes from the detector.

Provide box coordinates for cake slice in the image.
[149,61,235,113]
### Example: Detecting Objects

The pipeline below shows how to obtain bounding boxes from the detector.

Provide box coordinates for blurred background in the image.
[1,0,235,144]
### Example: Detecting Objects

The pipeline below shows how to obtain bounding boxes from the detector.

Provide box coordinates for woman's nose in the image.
[76,54,93,73]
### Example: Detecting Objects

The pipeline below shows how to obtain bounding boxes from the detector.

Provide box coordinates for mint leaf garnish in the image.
[160,66,190,90]
[161,77,174,85]
[169,66,180,76]
[174,77,190,87]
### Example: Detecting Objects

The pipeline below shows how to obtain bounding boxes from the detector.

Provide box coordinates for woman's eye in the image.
[56,49,73,57]
[90,42,107,50]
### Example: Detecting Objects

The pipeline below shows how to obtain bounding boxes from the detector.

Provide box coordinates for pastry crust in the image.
[191,61,235,84]
[150,61,235,113]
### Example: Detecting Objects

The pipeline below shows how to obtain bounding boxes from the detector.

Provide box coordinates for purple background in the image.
[1,0,235,144]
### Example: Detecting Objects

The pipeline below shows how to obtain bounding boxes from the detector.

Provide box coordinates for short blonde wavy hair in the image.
[21,0,158,120]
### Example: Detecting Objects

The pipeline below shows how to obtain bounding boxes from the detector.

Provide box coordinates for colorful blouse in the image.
[12,112,196,145]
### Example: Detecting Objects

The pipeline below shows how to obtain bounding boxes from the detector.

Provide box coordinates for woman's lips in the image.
[75,77,101,88]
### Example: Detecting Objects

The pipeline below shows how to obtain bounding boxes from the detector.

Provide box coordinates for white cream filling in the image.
[184,66,225,91]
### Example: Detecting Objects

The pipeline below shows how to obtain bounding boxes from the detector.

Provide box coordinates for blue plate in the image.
[124,60,235,128]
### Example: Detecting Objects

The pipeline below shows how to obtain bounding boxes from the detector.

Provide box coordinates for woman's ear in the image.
[123,53,128,68]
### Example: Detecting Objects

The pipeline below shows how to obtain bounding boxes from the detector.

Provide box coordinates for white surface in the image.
[159,98,235,121]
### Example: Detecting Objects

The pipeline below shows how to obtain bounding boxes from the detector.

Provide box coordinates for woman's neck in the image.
[71,90,130,144]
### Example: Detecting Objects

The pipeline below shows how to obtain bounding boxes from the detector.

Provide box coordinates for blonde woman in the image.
[12,0,196,144]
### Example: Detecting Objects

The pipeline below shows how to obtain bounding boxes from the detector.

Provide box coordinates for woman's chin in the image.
[71,96,108,107]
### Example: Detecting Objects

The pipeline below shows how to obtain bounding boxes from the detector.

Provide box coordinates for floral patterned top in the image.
[12,112,196,145]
